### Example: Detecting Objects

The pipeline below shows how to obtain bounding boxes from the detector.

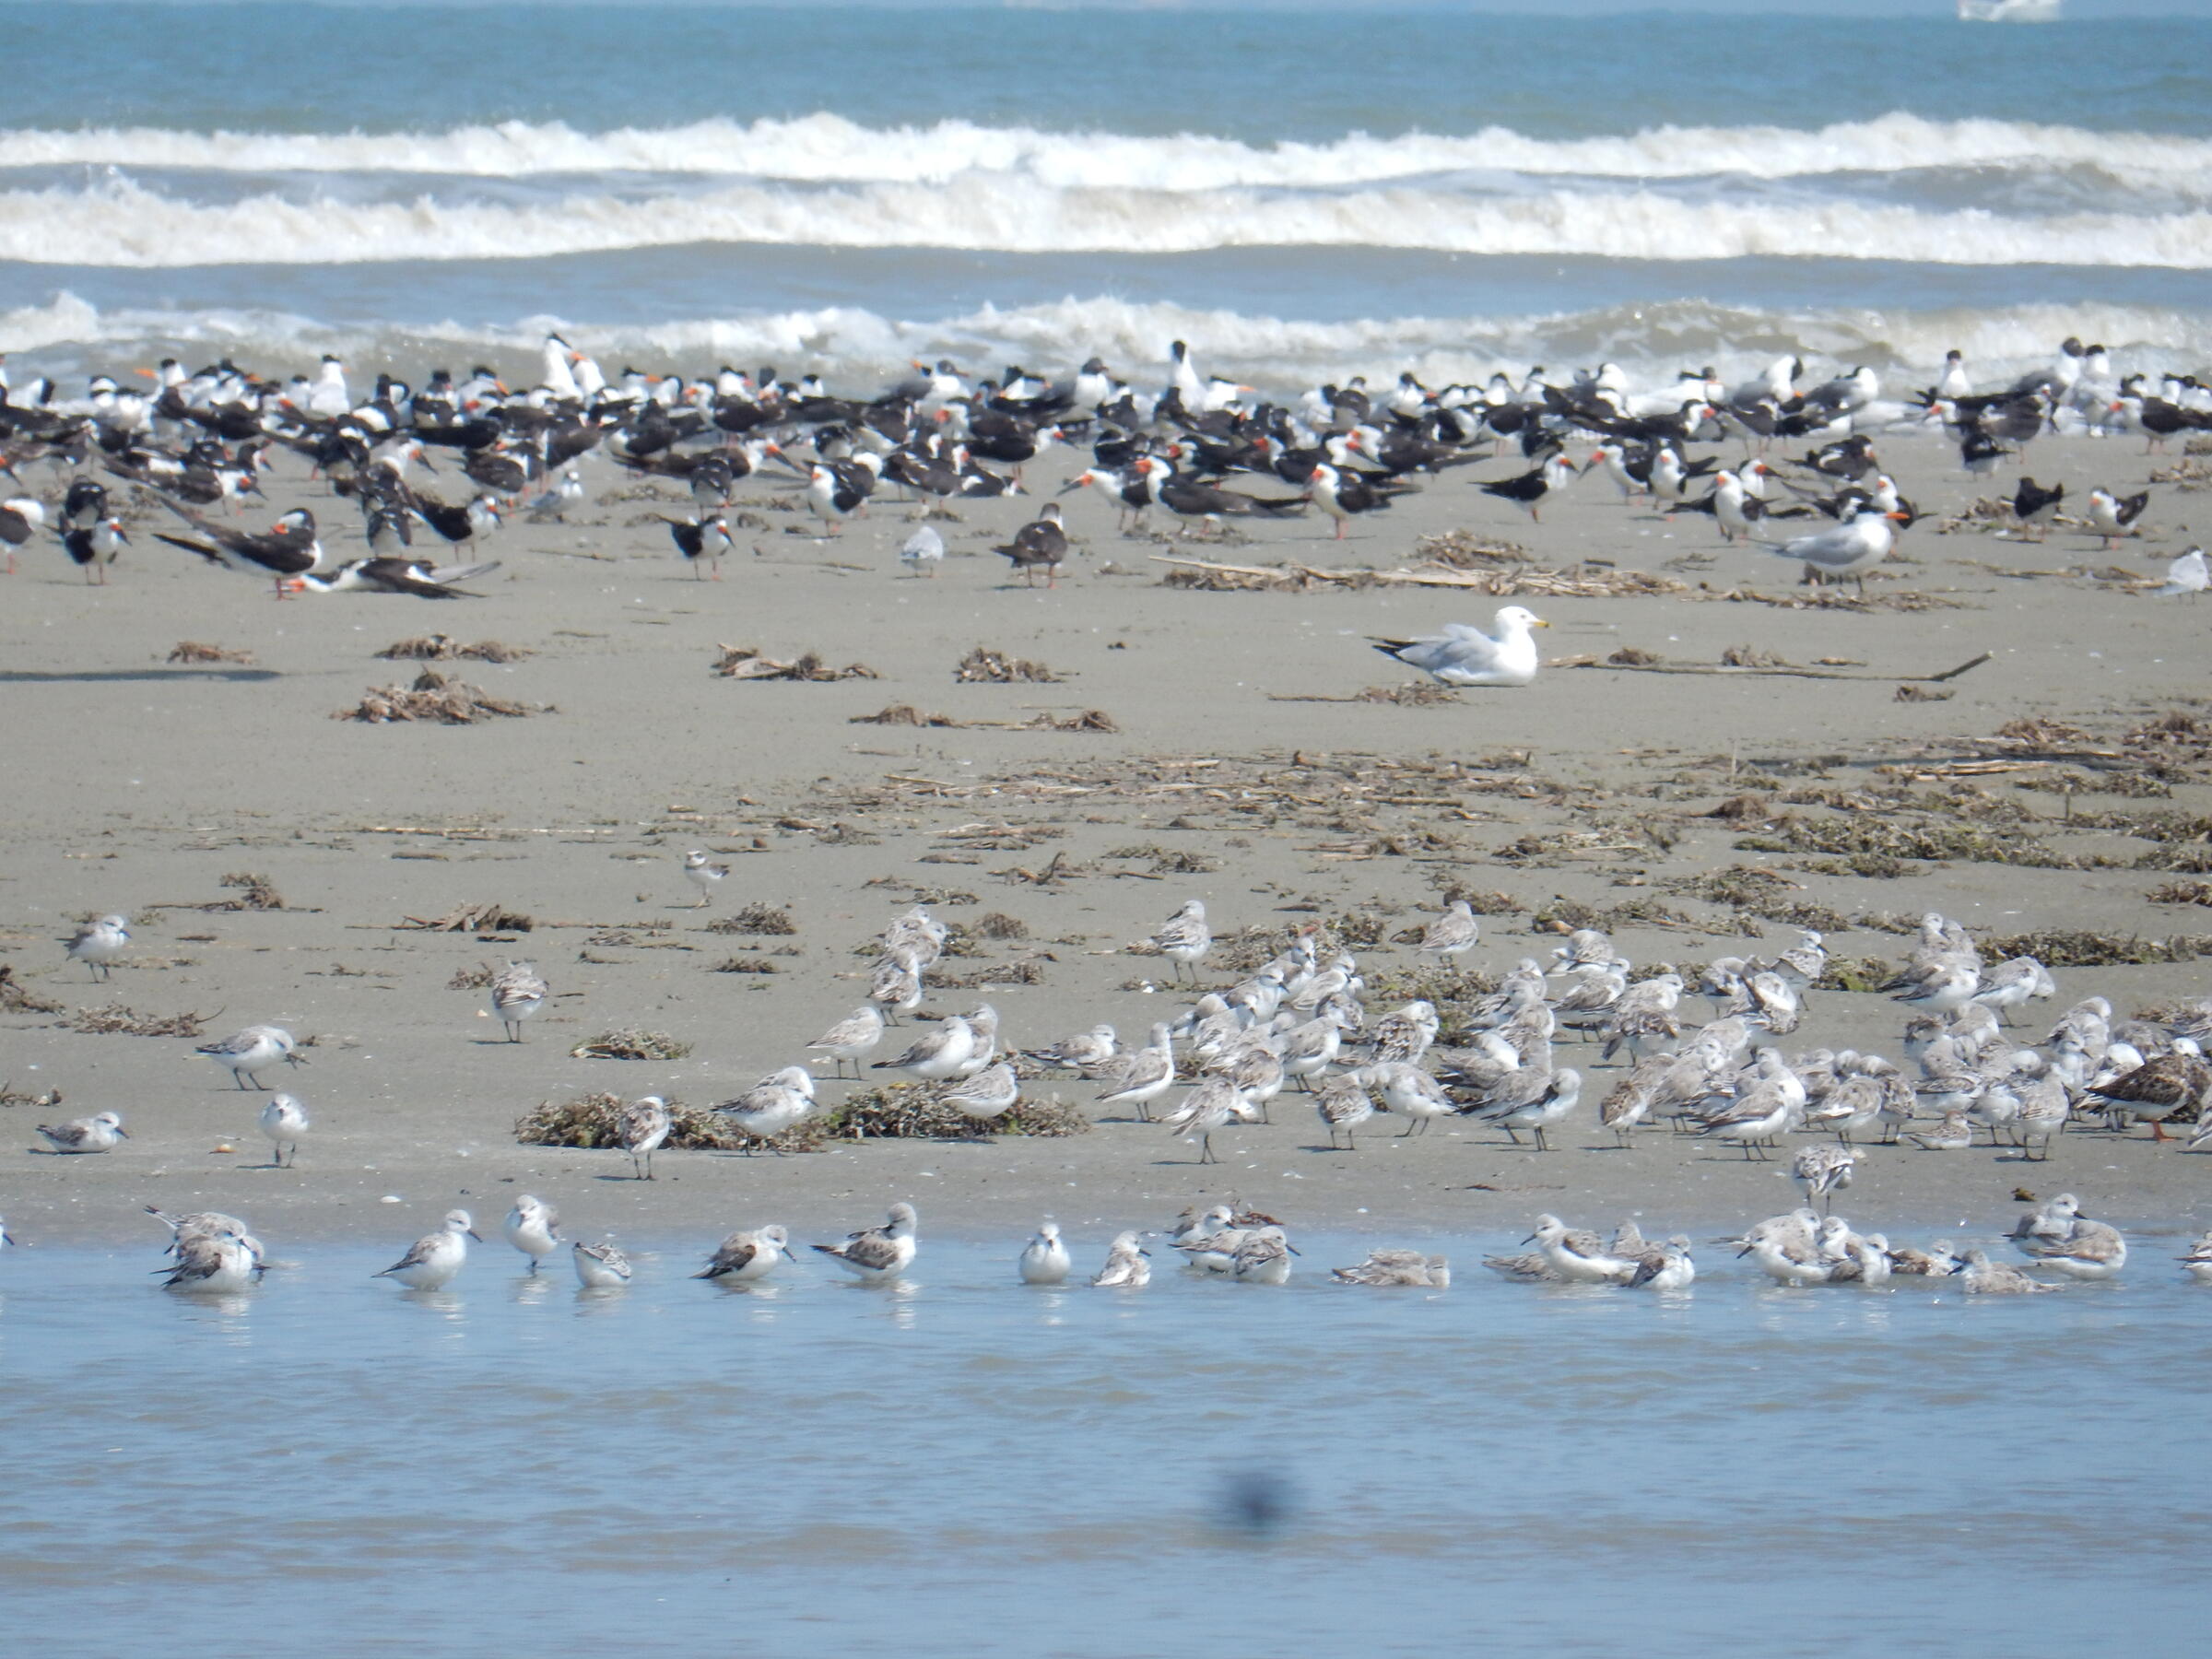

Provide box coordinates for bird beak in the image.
[286,1052,309,1067]
[1532,618,1551,628]
[466,1229,484,1241]
[1886,511,1911,523]
[1520,1232,1536,1245]
[115,1126,131,1139]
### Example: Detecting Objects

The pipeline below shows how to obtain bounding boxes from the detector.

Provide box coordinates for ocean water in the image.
[3,1232,2206,1656]
[2,6,2208,390]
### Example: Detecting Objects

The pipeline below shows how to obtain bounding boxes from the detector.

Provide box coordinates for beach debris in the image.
[206,872,286,912]
[705,903,797,936]
[166,641,254,665]
[1155,553,1683,598]
[851,704,960,726]
[571,1029,693,1061]
[514,1090,820,1155]
[1894,684,1955,702]
[0,965,65,1014]
[1979,929,2209,968]
[711,644,879,681]
[2147,880,2212,908]
[373,635,535,663]
[955,646,1061,683]
[65,1005,214,1038]
[712,957,780,973]
[0,1080,63,1108]
[399,901,533,934]
[828,1082,1088,1140]
[446,963,497,990]
[335,668,539,724]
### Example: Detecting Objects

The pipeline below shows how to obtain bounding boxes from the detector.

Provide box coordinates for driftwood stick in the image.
[1574,652,1992,685]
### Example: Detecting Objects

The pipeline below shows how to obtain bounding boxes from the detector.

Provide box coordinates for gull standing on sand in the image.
[62,913,130,981]
[1149,900,1211,982]
[503,1195,561,1274]
[696,1224,795,1284]
[197,1025,304,1090]
[813,1203,919,1281]
[1018,1222,1073,1285]
[1371,606,1548,688]
[572,1241,632,1288]
[375,1210,479,1290]
[807,1006,886,1078]
[1093,1231,1151,1288]
[259,1093,309,1166]
[681,850,729,907]
[35,1111,128,1153]
[487,962,547,1042]
[618,1095,672,1179]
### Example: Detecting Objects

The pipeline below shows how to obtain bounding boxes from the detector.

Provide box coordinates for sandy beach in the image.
[4,418,2207,1246]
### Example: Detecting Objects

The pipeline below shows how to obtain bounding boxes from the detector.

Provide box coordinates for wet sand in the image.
[3,416,2208,1247]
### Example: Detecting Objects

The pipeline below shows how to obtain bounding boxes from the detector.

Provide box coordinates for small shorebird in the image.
[1092,1230,1151,1288]
[1792,1144,1856,1213]
[162,1232,260,1294]
[681,849,729,907]
[618,1095,672,1179]
[62,913,130,981]
[197,1024,304,1090]
[572,1241,632,1288]
[2176,1230,2212,1283]
[714,1067,816,1149]
[1231,1226,1298,1284]
[943,1062,1019,1124]
[1415,899,1481,961]
[35,1111,127,1153]
[868,949,924,1024]
[1032,1023,1119,1076]
[1161,1076,1249,1164]
[812,1203,918,1281]
[696,1224,795,1284]
[1018,1222,1072,1285]
[503,1195,561,1274]
[487,962,547,1041]
[1332,1248,1448,1288]
[806,1006,886,1078]
[1314,1071,1376,1150]
[1527,1214,1636,1284]
[1367,1061,1454,1137]
[1148,899,1211,983]
[374,1210,479,1289]
[259,1093,310,1167]
[1097,1024,1175,1121]
[1961,1248,2054,1295]
[1624,1237,1696,1291]
[873,1017,976,1083]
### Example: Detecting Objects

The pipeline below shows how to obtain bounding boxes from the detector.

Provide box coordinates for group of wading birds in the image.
[21,865,2212,1297]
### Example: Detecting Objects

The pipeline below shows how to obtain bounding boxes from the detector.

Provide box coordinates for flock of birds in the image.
[25,865,2212,1298]
[0,334,2200,639]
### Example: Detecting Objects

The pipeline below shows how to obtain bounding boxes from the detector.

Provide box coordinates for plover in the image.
[62,913,130,981]
[681,850,729,908]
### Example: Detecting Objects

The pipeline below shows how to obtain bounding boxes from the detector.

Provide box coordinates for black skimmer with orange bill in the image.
[152,501,321,596]
[1306,462,1395,539]
[2085,488,2148,549]
[63,516,127,583]
[286,557,500,598]
[664,515,734,578]
[2011,477,2064,539]
[1478,453,1576,524]
[994,502,1069,586]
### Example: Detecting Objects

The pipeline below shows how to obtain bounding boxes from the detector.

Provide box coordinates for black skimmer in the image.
[994,503,1070,586]
[2085,488,2148,548]
[62,516,127,584]
[1060,465,1151,534]
[1959,429,2011,477]
[1306,462,1397,539]
[1479,453,1576,523]
[287,558,500,598]
[1143,457,1304,535]
[0,495,45,574]
[152,502,321,596]
[664,515,734,578]
[2011,477,2064,539]
[805,463,867,534]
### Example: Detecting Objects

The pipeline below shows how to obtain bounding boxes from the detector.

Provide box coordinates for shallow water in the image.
[5,1233,2204,1656]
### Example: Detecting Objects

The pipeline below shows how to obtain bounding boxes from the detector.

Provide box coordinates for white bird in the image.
[1149,900,1211,982]
[374,1210,479,1289]
[62,913,130,981]
[1018,1222,1072,1285]
[618,1095,673,1179]
[35,1111,128,1153]
[900,524,944,578]
[1526,1214,1635,1283]
[162,1232,260,1294]
[572,1240,632,1288]
[503,1194,561,1274]
[694,1224,795,1284]
[1092,1230,1151,1288]
[486,962,547,1042]
[2157,547,2206,599]
[874,1017,976,1083]
[1371,606,1548,688]
[806,1006,887,1078]
[682,849,728,907]
[259,1093,309,1167]
[1098,1024,1176,1120]
[1415,899,1481,960]
[1761,508,1907,588]
[197,1024,305,1090]
[1161,1076,1251,1164]
[812,1203,918,1281]
[942,1061,1020,1124]
[1367,1062,1455,1137]
[1231,1225,1298,1284]
[713,1067,817,1149]
[1624,1238,1696,1291]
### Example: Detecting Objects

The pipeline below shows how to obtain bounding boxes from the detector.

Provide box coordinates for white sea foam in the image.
[3,174,2208,267]
[6,290,2205,395]
[0,112,2206,190]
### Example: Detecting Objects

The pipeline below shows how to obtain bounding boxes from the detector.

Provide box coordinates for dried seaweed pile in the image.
[0,1081,63,1107]
[706,903,797,936]
[712,645,879,680]
[65,1005,211,1037]
[571,1029,693,1061]
[851,704,960,726]
[336,668,539,724]
[0,966,63,1014]
[513,1091,821,1154]
[166,641,254,665]
[1980,929,2211,967]
[956,646,1060,683]
[400,902,532,933]
[1412,529,1530,566]
[206,871,285,912]
[827,1083,1088,1139]
[1698,586,1969,613]
[1734,812,2081,869]
[375,635,535,663]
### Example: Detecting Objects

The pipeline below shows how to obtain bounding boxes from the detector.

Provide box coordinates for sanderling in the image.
[1624,1237,1696,1291]
[1332,1248,1447,1288]
[1033,1023,1119,1076]
[487,962,547,1042]
[1365,1062,1454,1138]
[1962,1248,2055,1295]
[1148,900,1211,983]
[1792,1143,1856,1213]
[956,1004,1003,1076]
[869,949,925,1024]
[1092,1230,1151,1288]
[1415,900,1481,962]
[618,1095,673,1179]
[900,524,945,578]
[713,1067,817,1150]
[1486,1067,1584,1152]
[2030,1216,2128,1280]
[1526,1215,1636,1284]
[146,1206,259,1259]
[2009,1193,2082,1253]
[682,850,729,908]
[1231,1226,1297,1284]
[1162,1076,1250,1165]
[812,1202,918,1281]
[161,1231,260,1293]
[873,1016,976,1082]
[943,1062,1020,1124]
[35,1111,127,1153]
[62,913,130,981]
[696,1224,795,1284]
[197,1025,304,1090]
[2176,1230,2212,1283]
[880,906,947,966]
[1888,1240,1960,1276]
[1097,1023,1175,1121]
[1018,1222,1072,1285]
[1169,1204,1237,1250]
[572,1241,632,1288]
[503,1195,561,1274]
[374,1210,479,1289]
[806,1006,886,1079]
[259,1093,309,1167]
[1314,1071,1376,1150]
